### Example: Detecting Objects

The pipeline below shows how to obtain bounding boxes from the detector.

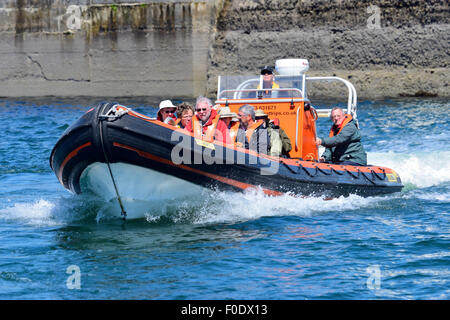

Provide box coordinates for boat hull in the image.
[79,161,208,219]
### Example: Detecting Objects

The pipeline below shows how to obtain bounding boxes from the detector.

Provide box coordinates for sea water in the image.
[0,97,448,299]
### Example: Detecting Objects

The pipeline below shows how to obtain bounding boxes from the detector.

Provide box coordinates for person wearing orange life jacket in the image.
[235,104,270,155]
[184,96,230,144]
[315,107,367,166]
[218,107,238,127]
[218,106,240,142]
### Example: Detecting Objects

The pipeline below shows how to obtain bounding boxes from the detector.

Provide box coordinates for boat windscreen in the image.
[217,75,304,100]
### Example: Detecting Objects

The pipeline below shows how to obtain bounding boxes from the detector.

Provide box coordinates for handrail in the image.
[215,98,307,104]
[234,78,259,99]
[219,75,306,99]
[218,88,303,100]
[295,102,301,151]
[305,76,358,122]
[217,76,222,100]
[217,75,357,117]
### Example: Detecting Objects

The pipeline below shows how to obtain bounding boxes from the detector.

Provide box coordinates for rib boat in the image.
[50,59,403,219]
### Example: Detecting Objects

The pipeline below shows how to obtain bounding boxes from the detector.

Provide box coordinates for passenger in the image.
[257,66,280,98]
[236,104,270,154]
[176,102,195,129]
[218,106,238,128]
[315,107,367,166]
[157,100,177,125]
[219,106,240,144]
[255,109,291,157]
[184,96,230,144]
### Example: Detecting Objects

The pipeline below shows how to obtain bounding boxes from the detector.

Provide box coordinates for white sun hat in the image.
[159,99,176,111]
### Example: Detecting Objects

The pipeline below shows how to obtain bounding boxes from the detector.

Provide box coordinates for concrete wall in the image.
[0,0,448,99]
[0,0,222,98]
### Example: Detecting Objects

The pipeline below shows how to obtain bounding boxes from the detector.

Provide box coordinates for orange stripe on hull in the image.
[113,142,283,196]
[58,142,92,182]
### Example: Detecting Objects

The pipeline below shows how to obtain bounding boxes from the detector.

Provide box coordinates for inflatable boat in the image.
[50,59,403,218]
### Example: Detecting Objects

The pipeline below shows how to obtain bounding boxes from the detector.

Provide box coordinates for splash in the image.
[0,195,102,227]
[368,151,450,188]
[134,187,388,225]
[0,199,59,227]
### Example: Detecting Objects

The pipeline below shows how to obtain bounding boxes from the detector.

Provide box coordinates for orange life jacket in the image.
[235,120,264,149]
[329,114,353,137]
[192,112,221,142]
[257,82,280,96]
[245,119,264,144]
[228,121,240,144]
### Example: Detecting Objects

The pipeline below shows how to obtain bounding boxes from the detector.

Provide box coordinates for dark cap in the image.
[261,66,273,75]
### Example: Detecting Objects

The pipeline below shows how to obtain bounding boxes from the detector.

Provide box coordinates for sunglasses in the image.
[163,109,176,114]
[196,108,208,112]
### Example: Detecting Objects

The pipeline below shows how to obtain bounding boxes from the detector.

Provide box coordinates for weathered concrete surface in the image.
[0,0,448,99]
[0,0,221,98]
[208,0,450,100]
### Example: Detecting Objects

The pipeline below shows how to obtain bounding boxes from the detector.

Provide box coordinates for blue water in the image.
[0,97,449,299]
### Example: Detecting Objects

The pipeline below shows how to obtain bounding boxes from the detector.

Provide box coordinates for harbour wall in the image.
[0,0,222,99]
[0,0,448,100]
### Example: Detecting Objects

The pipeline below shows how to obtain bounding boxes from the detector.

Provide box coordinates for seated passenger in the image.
[257,66,279,98]
[184,96,230,144]
[176,102,194,129]
[219,106,240,144]
[157,100,177,125]
[236,104,270,154]
[218,107,238,128]
[315,107,367,166]
[255,109,291,157]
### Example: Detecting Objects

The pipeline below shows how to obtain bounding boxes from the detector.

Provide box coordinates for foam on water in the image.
[139,187,388,225]
[0,195,103,227]
[368,151,450,188]
[3,185,380,225]
[413,192,450,203]
[0,199,59,227]
[200,190,370,224]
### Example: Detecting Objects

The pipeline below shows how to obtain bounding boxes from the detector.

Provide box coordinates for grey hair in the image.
[330,106,344,119]
[239,104,256,121]
[195,96,213,108]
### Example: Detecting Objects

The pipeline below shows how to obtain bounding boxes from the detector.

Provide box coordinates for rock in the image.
[207,0,450,99]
